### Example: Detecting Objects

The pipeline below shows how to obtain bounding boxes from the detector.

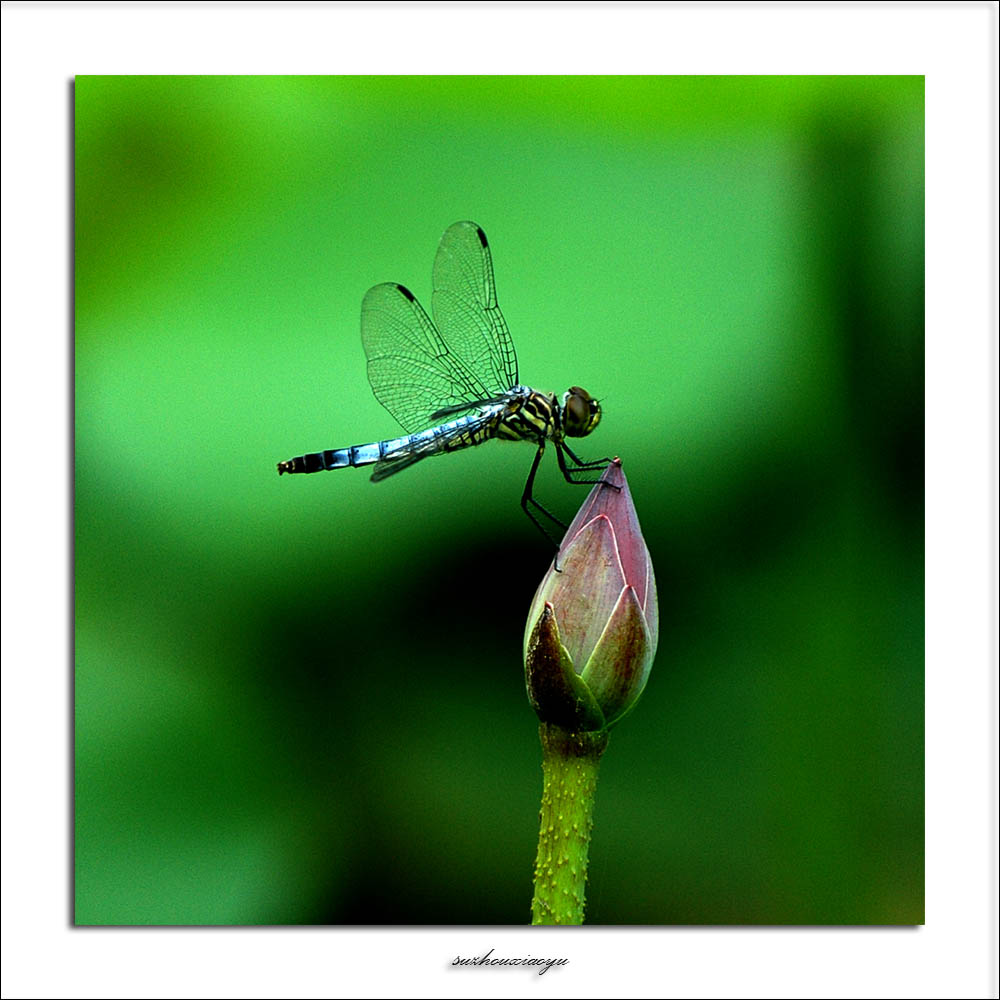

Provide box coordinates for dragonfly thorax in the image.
[499,385,600,445]
[562,386,602,438]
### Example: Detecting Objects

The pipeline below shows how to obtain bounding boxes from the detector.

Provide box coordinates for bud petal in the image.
[580,585,656,728]
[524,603,606,732]
[524,512,624,672]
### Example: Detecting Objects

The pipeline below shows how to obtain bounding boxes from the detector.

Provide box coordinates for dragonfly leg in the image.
[521,443,569,547]
[556,443,619,490]
[561,442,612,470]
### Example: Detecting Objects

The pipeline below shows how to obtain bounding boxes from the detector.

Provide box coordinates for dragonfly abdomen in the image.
[277,411,500,478]
[276,440,400,475]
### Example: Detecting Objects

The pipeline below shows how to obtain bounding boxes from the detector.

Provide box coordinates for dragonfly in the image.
[277,220,610,541]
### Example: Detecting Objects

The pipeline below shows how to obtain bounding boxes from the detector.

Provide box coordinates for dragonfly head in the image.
[562,386,602,438]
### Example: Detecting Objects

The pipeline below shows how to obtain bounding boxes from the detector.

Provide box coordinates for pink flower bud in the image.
[524,459,658,732]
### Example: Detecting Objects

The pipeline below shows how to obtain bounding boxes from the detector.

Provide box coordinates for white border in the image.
[2,3,997,999]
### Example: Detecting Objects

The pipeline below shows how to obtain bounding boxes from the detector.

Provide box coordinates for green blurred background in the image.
[75,76,923,925]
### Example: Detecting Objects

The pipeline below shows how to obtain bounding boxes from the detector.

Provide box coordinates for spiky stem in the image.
[530,723,609,925]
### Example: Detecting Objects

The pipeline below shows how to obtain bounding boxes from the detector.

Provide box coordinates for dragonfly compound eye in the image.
[563,387,601,438]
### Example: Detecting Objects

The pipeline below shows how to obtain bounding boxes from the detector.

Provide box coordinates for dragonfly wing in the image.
[362,282,495,434]
[369,447,433,482]
[432,221,519,397]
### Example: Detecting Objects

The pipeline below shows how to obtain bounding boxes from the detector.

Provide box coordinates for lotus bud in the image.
[524,459,658,734]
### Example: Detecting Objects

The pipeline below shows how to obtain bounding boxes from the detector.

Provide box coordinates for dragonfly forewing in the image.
[432,220,518,396]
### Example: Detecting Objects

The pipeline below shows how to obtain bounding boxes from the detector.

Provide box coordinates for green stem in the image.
[530,723,609,925]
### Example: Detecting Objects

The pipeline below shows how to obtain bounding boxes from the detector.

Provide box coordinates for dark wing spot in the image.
[396,284,416,302]
[475,226,488,248]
